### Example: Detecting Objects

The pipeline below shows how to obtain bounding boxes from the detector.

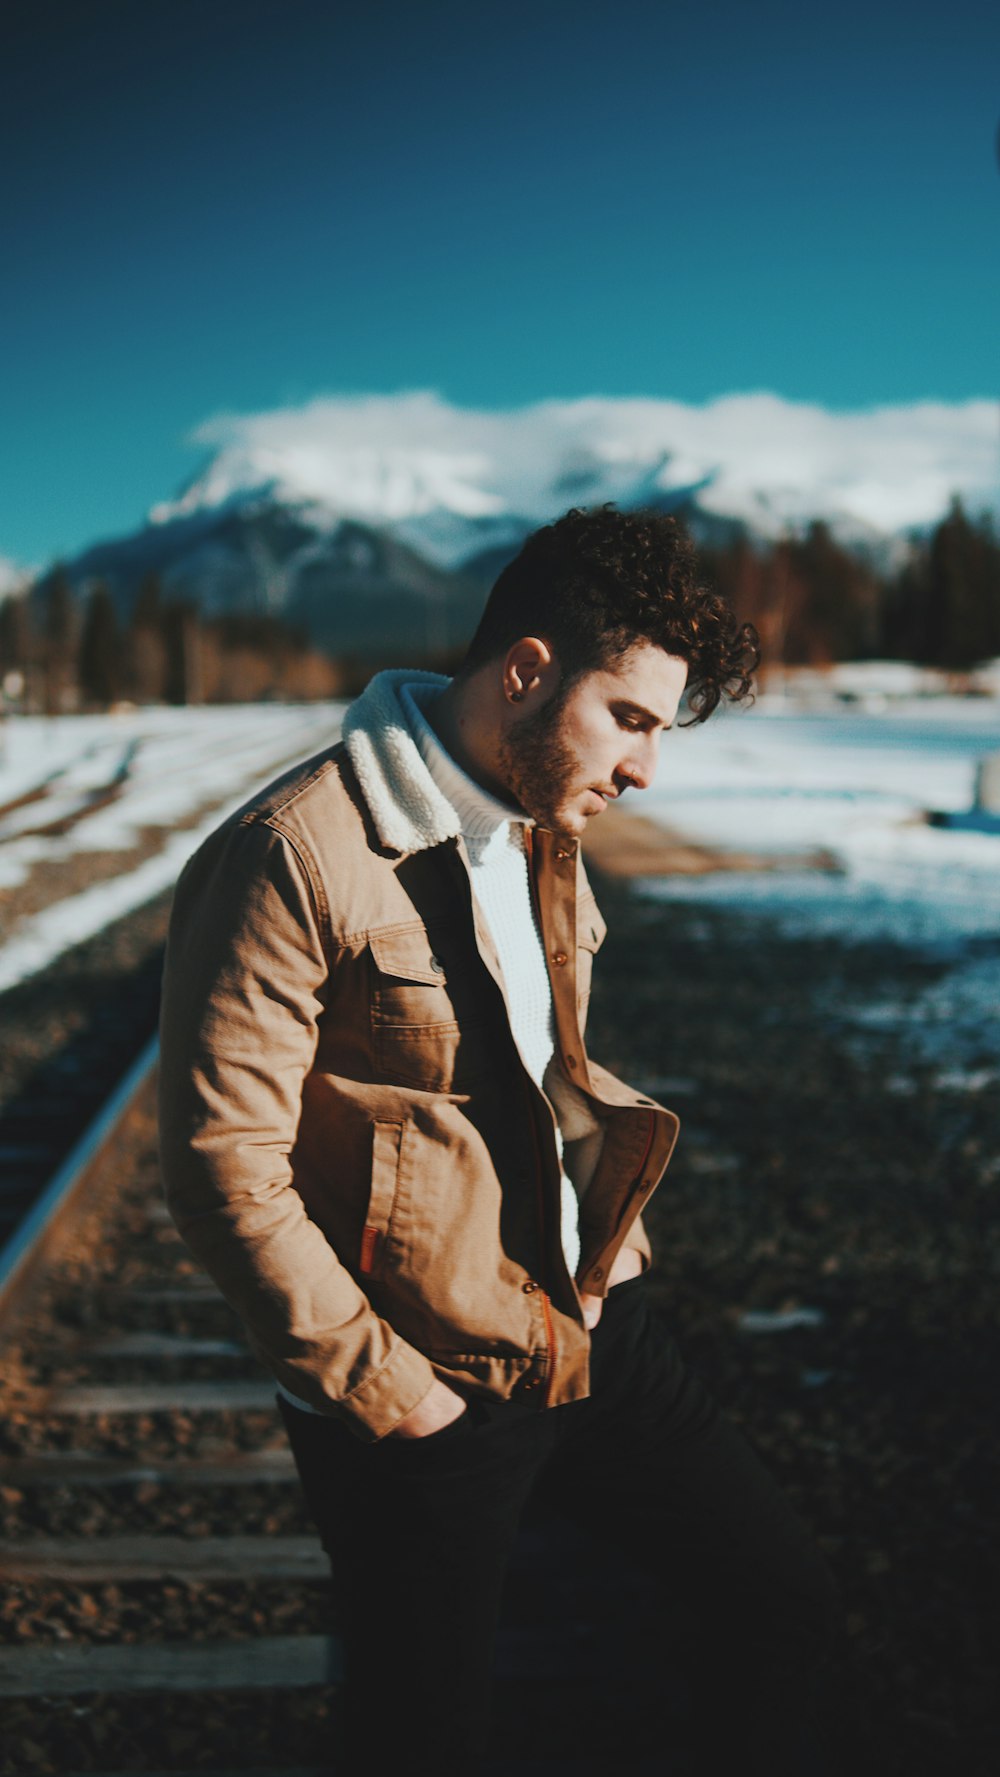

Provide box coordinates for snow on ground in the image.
[3,693,1000,1073]
[640,692,1000,1079]
[0,704,342,994]
[644,693,1000,941]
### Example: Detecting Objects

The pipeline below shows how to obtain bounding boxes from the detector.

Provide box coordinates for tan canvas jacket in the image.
[158,673,680,1440]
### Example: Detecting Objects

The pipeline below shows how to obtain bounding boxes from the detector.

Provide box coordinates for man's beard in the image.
[497,690,580,834]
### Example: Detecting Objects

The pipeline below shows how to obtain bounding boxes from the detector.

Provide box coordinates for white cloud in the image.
[150,390,1000,561]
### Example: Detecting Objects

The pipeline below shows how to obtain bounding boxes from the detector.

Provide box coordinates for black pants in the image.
[278,1276,854,1775]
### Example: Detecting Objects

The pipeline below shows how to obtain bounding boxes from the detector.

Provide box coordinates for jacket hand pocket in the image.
[359,1119,404,1277]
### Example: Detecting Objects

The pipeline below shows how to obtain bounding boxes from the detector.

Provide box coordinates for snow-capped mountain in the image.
[153,389,1000,566]
[57,504,485,660]
[31,390,1000,661]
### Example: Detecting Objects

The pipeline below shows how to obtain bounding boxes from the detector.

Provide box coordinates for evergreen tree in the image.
[40,566,78,711]
[880,547,930,662]
[926,501,1000,667]
[126,571,167,701]
[79,582,121,707]
[132,571,162,630]
[162,598,203,705]
[703,527,879,670]
[889,503,1000,667]
[0,592,33,676]
[781,522,879,663]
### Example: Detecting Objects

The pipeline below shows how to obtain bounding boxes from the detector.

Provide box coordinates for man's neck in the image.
[422,678,514,808]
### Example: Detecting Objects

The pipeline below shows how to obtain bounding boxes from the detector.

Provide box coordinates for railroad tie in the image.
[0,1621,680,1699]
[44,1379,278,1414]
[0,1534,328,1582]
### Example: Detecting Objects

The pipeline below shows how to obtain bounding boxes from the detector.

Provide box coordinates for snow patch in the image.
[0,704,342,991]
[739,1308,826,1333]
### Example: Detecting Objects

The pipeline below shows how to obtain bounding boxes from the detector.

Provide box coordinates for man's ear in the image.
[504,637,558,703]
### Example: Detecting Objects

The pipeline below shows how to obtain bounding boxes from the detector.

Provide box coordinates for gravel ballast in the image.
[1,837,997,1773]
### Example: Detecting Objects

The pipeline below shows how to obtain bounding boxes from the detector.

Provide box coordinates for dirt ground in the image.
[1,801,995,1772]
[580,819,999,1775]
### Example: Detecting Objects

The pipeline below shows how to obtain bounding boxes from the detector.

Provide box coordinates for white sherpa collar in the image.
[342,669,462,854]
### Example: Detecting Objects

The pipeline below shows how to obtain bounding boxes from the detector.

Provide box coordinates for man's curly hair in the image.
[461,505,759,721]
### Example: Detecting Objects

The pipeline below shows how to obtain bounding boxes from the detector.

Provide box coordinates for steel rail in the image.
[0,1030,159,1326]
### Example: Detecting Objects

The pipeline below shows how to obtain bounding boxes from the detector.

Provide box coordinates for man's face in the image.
[498,640,689,836]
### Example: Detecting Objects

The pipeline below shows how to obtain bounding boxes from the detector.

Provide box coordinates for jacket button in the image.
[429,955,445,974]
[522,1279,537,1293]
[552,951,568,966]
[591,1266,604,1281]
[566,1054,577,1069]
[555,848,571,860]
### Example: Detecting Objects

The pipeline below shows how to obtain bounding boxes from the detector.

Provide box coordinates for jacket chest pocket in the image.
[369,924,491,1092]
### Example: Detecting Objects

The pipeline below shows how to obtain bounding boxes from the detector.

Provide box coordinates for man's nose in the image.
[619,736,658,790]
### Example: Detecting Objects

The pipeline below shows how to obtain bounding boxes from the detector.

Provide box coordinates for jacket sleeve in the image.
[157,814,437,1441]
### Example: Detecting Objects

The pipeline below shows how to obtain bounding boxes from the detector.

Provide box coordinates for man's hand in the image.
[579,1246,644,1329]
[390,1378,468,1439]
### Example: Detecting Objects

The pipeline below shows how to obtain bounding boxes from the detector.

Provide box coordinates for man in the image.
[159,506,845,1774]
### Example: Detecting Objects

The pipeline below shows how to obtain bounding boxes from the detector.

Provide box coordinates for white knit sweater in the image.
[401,681,581,1273]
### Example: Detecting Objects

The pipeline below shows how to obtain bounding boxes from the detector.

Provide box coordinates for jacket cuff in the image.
[336,1337,438,1442]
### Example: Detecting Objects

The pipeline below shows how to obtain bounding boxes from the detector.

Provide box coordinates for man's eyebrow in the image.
[616,699,674,730]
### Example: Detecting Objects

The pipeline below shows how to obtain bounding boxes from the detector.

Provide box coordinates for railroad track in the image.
[0,704,347,1259]
[0,897,168,1257]
[0,1046,683,1776]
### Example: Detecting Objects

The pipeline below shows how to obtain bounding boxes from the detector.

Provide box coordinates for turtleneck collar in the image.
[401,680,528,842]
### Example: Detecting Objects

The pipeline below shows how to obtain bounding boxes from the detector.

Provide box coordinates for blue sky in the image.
[2,0,999,567]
